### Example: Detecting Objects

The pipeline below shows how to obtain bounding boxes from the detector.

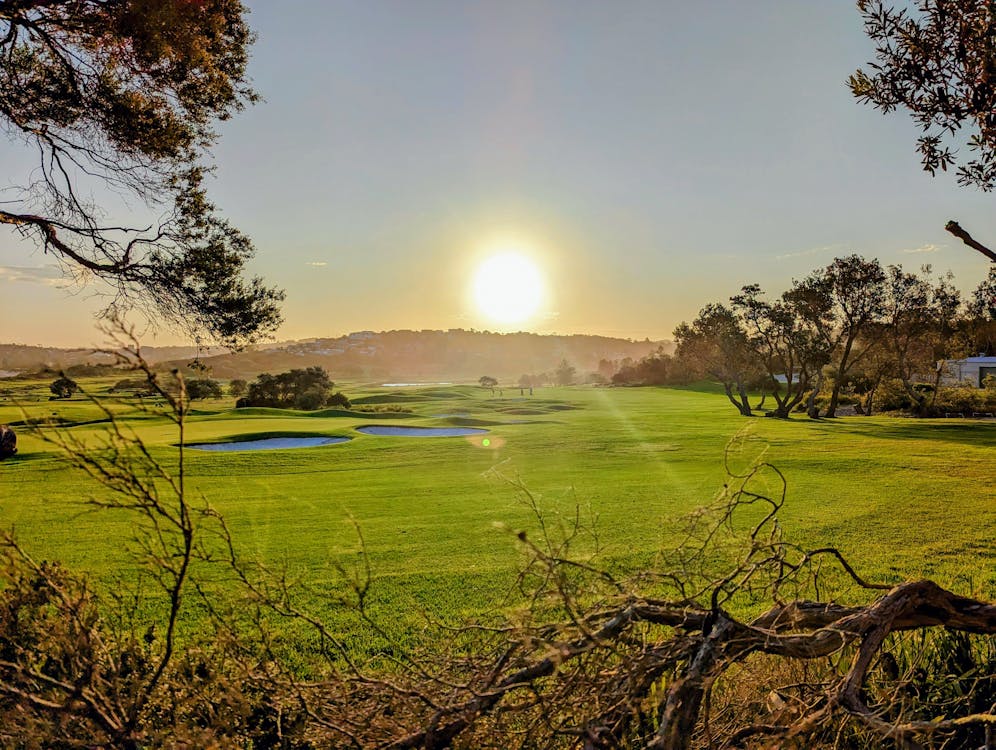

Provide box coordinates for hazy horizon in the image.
[0,325,672,352]
[3,1,996,348]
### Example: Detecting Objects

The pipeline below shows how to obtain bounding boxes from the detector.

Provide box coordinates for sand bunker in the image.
[188,436,350,452]
[356,425,487,437]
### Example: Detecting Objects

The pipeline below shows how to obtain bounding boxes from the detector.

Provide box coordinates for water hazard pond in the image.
[355,426,488,438]
[187,437,350,452]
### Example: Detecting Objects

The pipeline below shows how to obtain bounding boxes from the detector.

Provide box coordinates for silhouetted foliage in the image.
[0,424,16,459]
[674,304,760,415]
[610,347,692,387]
[852,0,996,189]
[0,0,283,345]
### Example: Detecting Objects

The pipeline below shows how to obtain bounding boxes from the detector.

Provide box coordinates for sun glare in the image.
[472,252,544,325]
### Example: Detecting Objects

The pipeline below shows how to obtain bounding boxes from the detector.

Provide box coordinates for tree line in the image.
[609,257,995,418]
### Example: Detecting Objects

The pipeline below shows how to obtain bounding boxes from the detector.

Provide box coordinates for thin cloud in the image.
[902,243,943,254]
[0,265,64,286]
[305,261,328,267]
[775,243,848,260]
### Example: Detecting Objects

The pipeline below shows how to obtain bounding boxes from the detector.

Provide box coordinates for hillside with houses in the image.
[0,331,671,383]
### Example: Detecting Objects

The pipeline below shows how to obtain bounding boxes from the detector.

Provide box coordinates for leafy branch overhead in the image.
[0,0,283,346]
[852,0,996,191]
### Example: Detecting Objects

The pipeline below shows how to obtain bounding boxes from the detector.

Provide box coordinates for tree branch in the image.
[945,220,996,262]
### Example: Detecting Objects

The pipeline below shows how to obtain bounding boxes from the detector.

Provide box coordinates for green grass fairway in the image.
[3,381,996,637]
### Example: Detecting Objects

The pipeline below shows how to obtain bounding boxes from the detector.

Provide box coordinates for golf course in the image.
[3,376,994,643]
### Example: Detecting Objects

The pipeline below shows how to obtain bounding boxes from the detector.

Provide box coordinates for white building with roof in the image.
[939,356,996,387]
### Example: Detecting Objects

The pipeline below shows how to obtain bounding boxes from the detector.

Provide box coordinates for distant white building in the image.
[939,356,996,387]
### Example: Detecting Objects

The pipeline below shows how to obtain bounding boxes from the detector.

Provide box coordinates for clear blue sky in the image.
[2,1,995,346]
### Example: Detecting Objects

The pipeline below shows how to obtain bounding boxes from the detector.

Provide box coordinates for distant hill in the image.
[160,330,672,382]
[0,343,259,376]
[0,331,671,382]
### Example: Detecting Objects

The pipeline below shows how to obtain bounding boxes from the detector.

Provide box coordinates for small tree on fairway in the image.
[674,303,759,416]
[185,378,223,401]
[479,375,498,395]
[731,284,830,419]
[49,376,78,400]
[554,359,576,386]
[227,379,248,398]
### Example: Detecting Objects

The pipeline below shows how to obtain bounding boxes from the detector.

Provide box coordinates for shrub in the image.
[326,391,351,409]
[294,386,328,411]
[237,367,348,411]
[934,386,995,414]
[871,378,917,412]
[185,378,223,401]
[110,377,156,396]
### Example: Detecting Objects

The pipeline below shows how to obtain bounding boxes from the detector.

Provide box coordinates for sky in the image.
[3,0,996,347]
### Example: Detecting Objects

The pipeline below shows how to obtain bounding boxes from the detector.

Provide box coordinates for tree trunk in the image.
[899,376,928,416]
[753,388,767,410]
[735,380,753,416]
[806,372,823,419]
[723,382,752,416]
[863,386,876,416]
[945,220,996,262]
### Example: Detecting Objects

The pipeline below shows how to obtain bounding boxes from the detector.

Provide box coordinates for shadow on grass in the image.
[810,417,996,448]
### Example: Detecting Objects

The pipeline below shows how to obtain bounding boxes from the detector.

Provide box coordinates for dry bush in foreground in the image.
[1,337,995,749]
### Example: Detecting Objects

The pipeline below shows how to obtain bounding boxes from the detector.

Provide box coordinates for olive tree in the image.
[673,304,759,416]
[790,256,888,417]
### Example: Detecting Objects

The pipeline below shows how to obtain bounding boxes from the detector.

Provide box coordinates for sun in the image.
[472,252,544,325]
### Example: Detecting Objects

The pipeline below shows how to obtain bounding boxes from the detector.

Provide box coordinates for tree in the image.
[802,256,888,417]
[0,1,283,346]
[478,375,498,395]
[49,375,78,400]
[554,359,576,386]
[185,378,222,401]
[963,266,996,355]
[674,304,760,416]
[227,379,248,398]
[731,285,829,419]
[110,377,155,397]
[882,265,961,414]
[238,367,342,410]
